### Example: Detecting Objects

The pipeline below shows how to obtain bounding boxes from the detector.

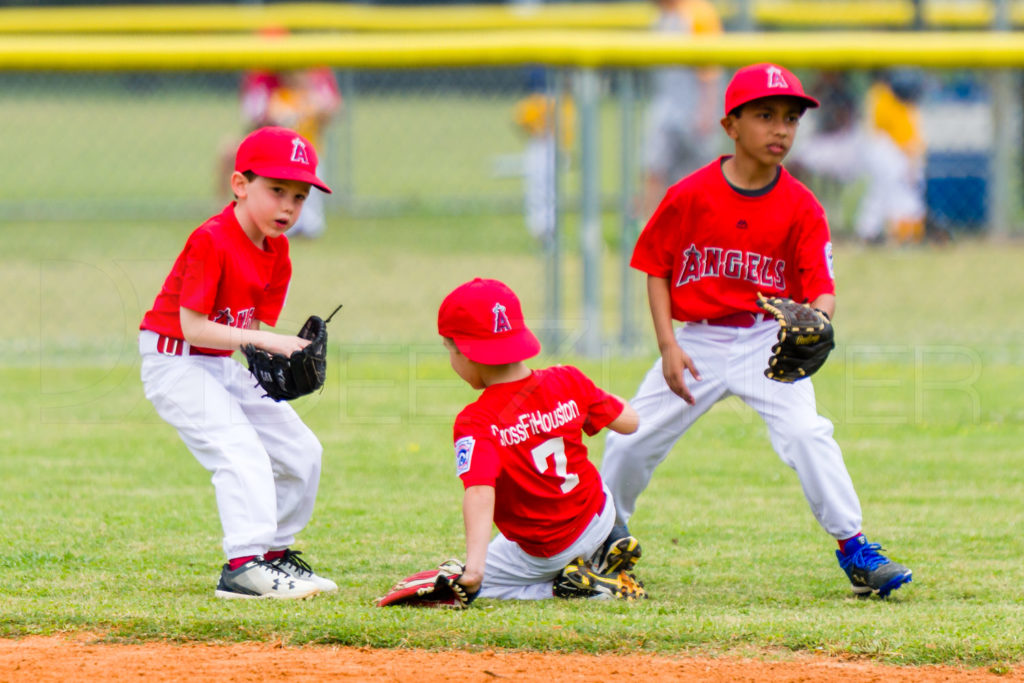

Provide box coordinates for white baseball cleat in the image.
[215,558,320,600]
[270,549,339,593]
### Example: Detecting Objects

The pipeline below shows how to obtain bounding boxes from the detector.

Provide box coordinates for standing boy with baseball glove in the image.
[602,64,912,597]
[139,126,338,599]
[432,278,645,602]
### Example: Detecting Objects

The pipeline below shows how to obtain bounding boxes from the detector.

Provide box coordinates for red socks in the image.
[228,555,257,571]
[228,549,287,570]
[838,533,864,556]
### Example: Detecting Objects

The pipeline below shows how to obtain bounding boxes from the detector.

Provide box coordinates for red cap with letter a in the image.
[437,278,541,364]
[724,63,820,116]
[234,126,332,194]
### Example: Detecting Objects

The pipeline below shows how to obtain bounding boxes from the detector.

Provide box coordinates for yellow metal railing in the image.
[0,1,1022,34]
[2,30,1024,70]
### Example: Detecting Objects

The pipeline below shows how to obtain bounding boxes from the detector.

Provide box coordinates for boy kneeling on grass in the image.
[437,278,646,601]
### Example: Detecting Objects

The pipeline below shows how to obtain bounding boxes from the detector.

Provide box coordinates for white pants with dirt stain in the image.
[139,330,323,560]
[601,321,862,540]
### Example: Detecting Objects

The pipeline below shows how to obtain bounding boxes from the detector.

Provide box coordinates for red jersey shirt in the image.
[453,366,624,558]
[140,203,292,357]
[631,157,835,323]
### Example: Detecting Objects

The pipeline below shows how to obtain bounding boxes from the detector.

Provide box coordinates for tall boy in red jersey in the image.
[601,64,912,597]
[438,278,645,601]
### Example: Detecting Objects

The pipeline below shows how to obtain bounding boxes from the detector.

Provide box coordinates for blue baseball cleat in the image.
[836,536,912,598]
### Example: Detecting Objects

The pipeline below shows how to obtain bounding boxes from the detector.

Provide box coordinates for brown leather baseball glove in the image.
[757,294,835,383]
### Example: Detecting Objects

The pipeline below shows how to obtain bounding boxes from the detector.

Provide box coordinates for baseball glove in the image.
[376,559,478,609]
[243,304,341,402]
[757,294,835,383]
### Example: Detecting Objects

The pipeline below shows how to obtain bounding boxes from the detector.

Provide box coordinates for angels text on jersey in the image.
[212,306,256,329]
[676,243,786,290]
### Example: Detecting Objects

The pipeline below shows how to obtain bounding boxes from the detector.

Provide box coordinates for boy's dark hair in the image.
[231,170,259,200]
[728,99,810,119]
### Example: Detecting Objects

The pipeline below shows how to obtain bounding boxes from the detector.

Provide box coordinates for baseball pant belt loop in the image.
[158,334,223,357]
[140,330,213,357]
[140,330,223,357]
[699,312,767,328]
[156,334,187,356]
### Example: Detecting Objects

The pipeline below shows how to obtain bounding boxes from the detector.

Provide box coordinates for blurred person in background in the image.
[786,71,864,229]
[228,67,343,239]
[512,67,576,244]
[640,0,723,219]
[789,69,928,246]
[855,69,928,245]
[218,30,343,240]
[253,67,343,239]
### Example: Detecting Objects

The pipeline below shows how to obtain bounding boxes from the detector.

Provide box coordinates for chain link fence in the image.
[2,65,1019,240]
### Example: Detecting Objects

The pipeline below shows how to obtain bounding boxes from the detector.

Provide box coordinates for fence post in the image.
[618,68,640,353]
[577,67,602,357]
[543,68,564,352]
[338,68,355,212]
[735,0,755,30]
[989,0,1014,238]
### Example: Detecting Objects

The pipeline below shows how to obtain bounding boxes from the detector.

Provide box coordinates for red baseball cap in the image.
[234,126,332,194]
[724,63,820,116]
[437,278,541,364]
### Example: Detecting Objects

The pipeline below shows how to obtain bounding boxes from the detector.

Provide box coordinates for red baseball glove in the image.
[376,559,478,609]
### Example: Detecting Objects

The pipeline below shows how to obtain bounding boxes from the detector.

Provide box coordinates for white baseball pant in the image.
[522,134,556,240]
[139,330,323,559]
[479,487,615,600]
[856,132,925,242]
[602,320,862,540]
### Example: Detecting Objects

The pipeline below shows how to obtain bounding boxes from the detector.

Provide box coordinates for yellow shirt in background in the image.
[671,0,722,83]
[867,81,924,157]
[513,93,577,149]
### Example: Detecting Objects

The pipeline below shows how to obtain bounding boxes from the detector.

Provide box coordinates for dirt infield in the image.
[2,636,1023,682]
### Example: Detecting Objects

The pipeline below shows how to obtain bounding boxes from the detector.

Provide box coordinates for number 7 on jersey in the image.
[530,437,579,493]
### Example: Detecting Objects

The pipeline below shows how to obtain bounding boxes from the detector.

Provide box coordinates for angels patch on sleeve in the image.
[454,436,475,476]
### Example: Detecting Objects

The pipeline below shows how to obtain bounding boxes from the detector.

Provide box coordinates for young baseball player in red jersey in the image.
[437,278,646,600]
[601,64,913,597]
[139,126,337,599]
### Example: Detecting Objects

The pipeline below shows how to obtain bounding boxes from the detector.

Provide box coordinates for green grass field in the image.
[2,210,1024,670]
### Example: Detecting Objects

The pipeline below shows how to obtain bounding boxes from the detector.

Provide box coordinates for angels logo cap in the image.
[724,63,820,116]
[438,278,541,364]
[235,126,332,194]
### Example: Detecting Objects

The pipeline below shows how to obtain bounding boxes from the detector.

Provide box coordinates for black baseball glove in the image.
[376,559,478,609]
[243,305,341,401]
[757,295,835,383]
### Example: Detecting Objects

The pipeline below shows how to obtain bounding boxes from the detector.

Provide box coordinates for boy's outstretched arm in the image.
[648,275,701,405]
[459,485,495,593]
[607,399,639,435]
[180,307,310,356]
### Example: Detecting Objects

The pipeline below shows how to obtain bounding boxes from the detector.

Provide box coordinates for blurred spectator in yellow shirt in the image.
[790,69,928,245]
[856,70,927,244]
[512,68,576,243]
